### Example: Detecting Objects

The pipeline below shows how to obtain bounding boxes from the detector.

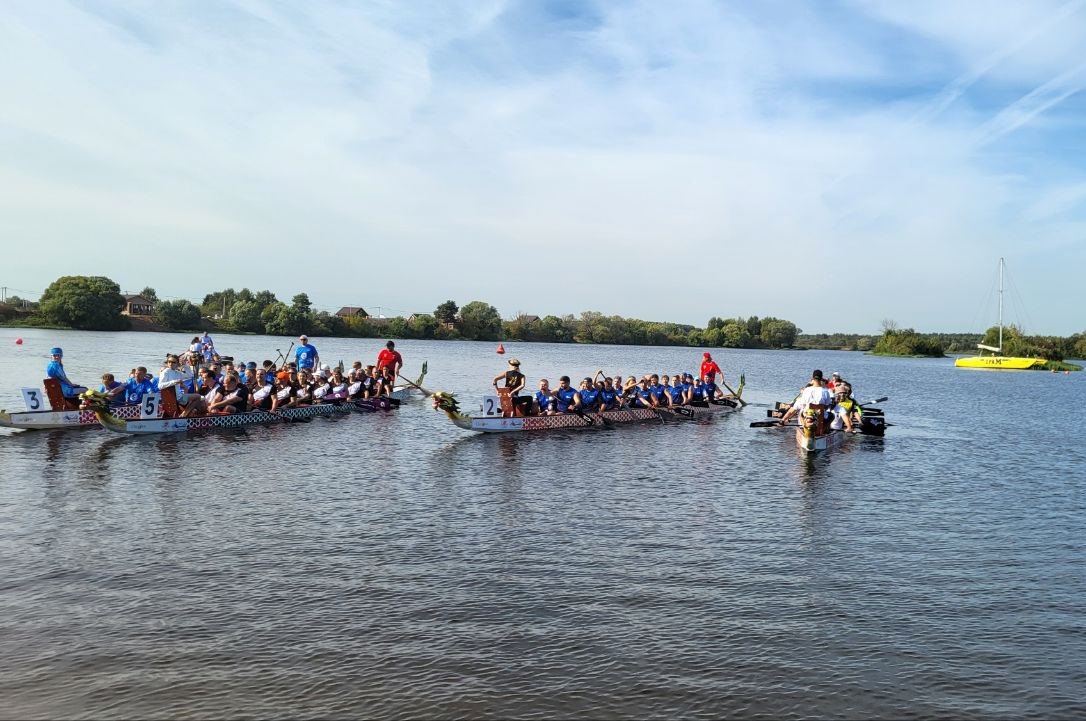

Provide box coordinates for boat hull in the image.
[954,356,1044,370]
[452,400,738,433]
[795,426,852,452]
[99,403,349,435]
[0,404,141,430]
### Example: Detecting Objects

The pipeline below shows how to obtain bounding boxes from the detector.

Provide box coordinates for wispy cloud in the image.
[1,0,1085,333]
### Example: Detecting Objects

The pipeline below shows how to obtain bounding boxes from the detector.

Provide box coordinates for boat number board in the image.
[21,388,44,412]
[140,392,162,419]
[481,395,502,416]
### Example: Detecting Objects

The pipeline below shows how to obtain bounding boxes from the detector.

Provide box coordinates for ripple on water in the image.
[1,335,1084,718]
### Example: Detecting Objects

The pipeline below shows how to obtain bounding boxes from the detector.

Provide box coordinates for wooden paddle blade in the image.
[750,420,786,427]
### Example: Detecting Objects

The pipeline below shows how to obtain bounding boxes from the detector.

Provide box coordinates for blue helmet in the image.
[49,347,63,356]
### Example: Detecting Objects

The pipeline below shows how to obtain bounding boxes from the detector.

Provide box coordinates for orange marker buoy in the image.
[15,338,23,345]
[496,344,505,354]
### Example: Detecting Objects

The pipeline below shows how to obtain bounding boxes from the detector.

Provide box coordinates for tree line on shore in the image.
[3,275,1084,359]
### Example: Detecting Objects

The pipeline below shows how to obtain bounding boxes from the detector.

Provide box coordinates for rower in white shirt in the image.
[779,369,834,426]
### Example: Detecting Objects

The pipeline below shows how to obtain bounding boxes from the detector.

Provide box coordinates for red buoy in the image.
[15,338,23,345]
[496,344,505,354]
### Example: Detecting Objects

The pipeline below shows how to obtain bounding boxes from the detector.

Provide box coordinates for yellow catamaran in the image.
[955,257,1045,370]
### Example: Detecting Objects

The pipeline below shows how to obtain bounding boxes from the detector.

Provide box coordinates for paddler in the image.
[578,378,603,412]
[554,376,579,413]
[158,354,194,395]
[98,373,126,405]
[46,348,87,400]
[534,378,556,415]
[829,390,857,433]
[123,366,156,404]
[492,358,528,416]
[779,369,833,427]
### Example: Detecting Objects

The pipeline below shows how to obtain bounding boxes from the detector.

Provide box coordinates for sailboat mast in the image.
[998,257,1004,352]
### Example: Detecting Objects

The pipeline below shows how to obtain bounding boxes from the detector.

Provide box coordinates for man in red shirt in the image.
[376,340,403,379]
[700,352,723,385]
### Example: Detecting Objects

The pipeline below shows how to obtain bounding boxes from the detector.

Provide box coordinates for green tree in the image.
[458,301,502,340]
[1073,335,1086,359]
[228,300,264,333]
[434,300,459,326]
[760,318,799,348]
[39,275,127,330]
[745,316,762,339]
[140,287,158,303]
[264,304,308,336]
[312,311,345,337]
[154,299,202,330]
[201,288,238,318]
[291,293,312,314]
[719,322,752,348]
[385,317,410,339]
[409,313,438,338]
[253,290,278,308]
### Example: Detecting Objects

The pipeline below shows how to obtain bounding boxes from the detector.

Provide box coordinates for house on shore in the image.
[335,306,369,318]
[122,294,155,317]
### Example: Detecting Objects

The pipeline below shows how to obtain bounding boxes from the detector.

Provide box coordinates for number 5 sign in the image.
[21,387,44,411]
[140,392,162,419]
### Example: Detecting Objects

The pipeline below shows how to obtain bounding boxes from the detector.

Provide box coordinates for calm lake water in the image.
[1,328,1083,719]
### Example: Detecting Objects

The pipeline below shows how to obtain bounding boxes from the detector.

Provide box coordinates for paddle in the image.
[750,420,797,428]
[570,407,596,426]
[860,396,888,407]
[396,372,434,397]
[721,376,747,406]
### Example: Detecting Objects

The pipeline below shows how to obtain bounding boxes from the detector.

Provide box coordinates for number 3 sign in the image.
[21,388,43,411]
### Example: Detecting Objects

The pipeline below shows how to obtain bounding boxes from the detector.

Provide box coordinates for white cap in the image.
[321,364,331,370]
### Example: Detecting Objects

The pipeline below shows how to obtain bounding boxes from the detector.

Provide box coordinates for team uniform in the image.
[535,389,555,414]
[47,358,86,398]
[579,387,601,412]
[124,376,157,404]
[377,348,402,375]
[295,343,319,371]
[555,387,577,413]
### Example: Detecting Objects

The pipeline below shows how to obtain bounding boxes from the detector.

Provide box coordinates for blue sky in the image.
[2,0,1085,334]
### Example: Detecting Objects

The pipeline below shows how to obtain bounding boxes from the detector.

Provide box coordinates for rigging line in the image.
[1004,269,1037,335]
[965,269,998,337]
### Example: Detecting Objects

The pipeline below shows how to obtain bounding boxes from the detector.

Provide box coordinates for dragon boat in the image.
[761,399,888,453]
[0,378,148,431]
[80,386,402,435]
[3,364,427,434]
[430,375,744,434]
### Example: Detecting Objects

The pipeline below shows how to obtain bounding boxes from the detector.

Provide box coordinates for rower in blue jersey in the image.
[648,374,668,407]
[598,378,618,410]
[680,373,695,397]
[689,377,708,404]
[97,373,126,405]
[46,348,87,399]
[701,373,722,402]
[577,378,602,412]
[554,376,579,413]
[124,366,157,404]
[664,375,686,406]
[534,378,556,415]
[612,377,626,408]
[632,378,655,408]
